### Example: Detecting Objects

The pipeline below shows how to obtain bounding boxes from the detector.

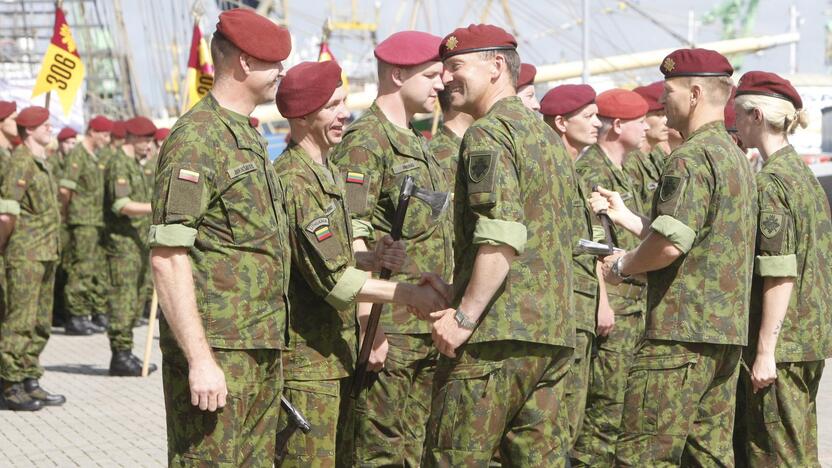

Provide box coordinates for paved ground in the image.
[0,324,831,466]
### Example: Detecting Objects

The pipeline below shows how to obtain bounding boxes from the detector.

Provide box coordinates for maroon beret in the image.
[277,61,343,119]
[660,48,733,78]
[57,127,78,142]
[724,87,737,132]
[736,70,802,109]
[517,63,537,87]
[154,128,170,141]
[439,24,517,60]
[88,115,113,133]
[15,106,50,128]
[540,84,596,117]
[0,101,16,120]
[216,8,291,62]
[249,117,259,128]
[125,117,157,137]
[111,120,126,139]
[596,89,649,120]
[375,31,442,66]
[633,81,664,112]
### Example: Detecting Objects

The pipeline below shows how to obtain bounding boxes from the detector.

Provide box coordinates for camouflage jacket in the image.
[274,143,368,380]
[623,146,665,214]
[454,96,576,347]
[0,146,12,214]
[749,145,832,362]
[150,94,291,350]
[61,143,106,227]
[647,121,756,346]
[429,124,461,187]
[572,181,598,334]
[140,154,156,201]
[103,149,150,254]
[330,101,453,334]
[1,145,61,262]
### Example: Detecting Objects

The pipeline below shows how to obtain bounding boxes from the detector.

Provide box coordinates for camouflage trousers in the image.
[0,260,56,382]
[423,340,573,467]
[352,333,438,467]
[52,226,69,321]
[106,248,141,351]
[162,338,283,467]
[571,311,644,467]
[276,378,349,467]
[735,359,825,468]
[64,225,108,317]
[615,339,742,466]
[565,329,593,448]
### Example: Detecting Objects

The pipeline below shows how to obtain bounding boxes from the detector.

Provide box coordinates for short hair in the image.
[210,31,239,74]
[478,49,520,88]
[437,87,453,113]
[598,116,614,136]
[16,126,28,140]
[686,75,734,107]
[735,94,809,135]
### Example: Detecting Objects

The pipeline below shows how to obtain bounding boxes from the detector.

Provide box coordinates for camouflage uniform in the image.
[0,146,12,318]
[137,156,156,313]
[734,144,832,467]
[60,144,108,319]
[428,124,461,186]
[571,144,648,466]
[623,146,665,214]
[615,121,756,466]
[102,149,150,351]
[150,94,291,465]
[0,145,61,382]
[273,143,369,466]
[422,97,577,466]
[330,102,453,466]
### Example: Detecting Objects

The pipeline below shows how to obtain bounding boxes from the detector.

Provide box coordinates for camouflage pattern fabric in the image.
[351,333,438,467]
[64,225,108,318]
[423,341,573,466]
[452,96,576,347]
[276,378,345,467]
[622,147,664,214]
[565,329,592,447]
[428,124,461,187]
[0,146,9,321]
[60,143,106,226]
[735,360,825,467]
[138,156,157,307]
[0,260,56,382]
[615,339,742,466]
[161,337,282,466]
[330,101,453,334]
[571,310,644,467]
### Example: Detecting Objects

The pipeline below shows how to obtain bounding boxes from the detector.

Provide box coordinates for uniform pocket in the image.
[434,362,502,452]
[628,351,699,435]
[220,165,279,245]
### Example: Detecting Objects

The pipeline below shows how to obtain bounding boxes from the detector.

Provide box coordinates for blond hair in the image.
[735,94,809,134]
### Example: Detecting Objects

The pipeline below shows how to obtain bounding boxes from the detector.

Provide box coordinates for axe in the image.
[274,395,311,464]
[592,184,618,254]
[350,175,450,399]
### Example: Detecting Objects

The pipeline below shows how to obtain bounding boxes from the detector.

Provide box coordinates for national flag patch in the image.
[314,225,333,242]
[178,169,200,183]
[16,179,26,187]
[346,171,365,185]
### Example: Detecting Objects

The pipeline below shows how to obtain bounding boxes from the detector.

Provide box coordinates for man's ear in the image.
[689,83,703,107]
[390,66,406,87]
[554,115,568,134]
[238,52,252,75]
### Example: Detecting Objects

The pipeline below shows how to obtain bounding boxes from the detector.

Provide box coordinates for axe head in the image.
[408,184,451,219]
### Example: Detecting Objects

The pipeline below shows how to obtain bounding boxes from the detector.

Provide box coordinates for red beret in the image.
[154,128,170,141]
[439,24,517,60]
[57,127,78,142]
[216,8,291,62]
[111,121,126,139]
[125,117,157,137]
[249,117,259,128]
[540,84,596,117]
[0,101,16,120]
[375,31,441,67]
[596,89,649,120]
[15,106,50,128]
[88,115,113,133]
[660,48,733,78]
[633,81,664,112]
[736,70,802,110]
[517,63,537,87]
[724,87,737,131]
[277,61,343,119]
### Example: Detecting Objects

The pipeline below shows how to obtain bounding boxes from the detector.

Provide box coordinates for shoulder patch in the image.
[659,175,683,202]
[346,171,365,185]
[177,169,200,183]
[759,212,784,239]
[227,162,257,179]
[468,151,494,184]
[305,216,329,233]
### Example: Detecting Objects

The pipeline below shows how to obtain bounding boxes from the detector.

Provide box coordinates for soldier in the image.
[430,87,473,186]
[59,116,113,335]
[0,101,18,328]
[570,89,650,467]
[56,127,77,159]
[590,48,756,465]
[730,71,831,467]
[329,31,452,466]
[272,60,448,466]
[149,9,293,464]
[624,82,668,211]
[423,24,578,465]
[102,116,157,376]
[516,63,539,112]
[0,106,65,411]
[540,84,605,450]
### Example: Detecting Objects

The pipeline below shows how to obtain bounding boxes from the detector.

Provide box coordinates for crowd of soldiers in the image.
[1,5,830,467]
[0,103,166,411]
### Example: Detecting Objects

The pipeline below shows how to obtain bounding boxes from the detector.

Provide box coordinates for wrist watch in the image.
[454,308,477,330]
[612,256,632,280]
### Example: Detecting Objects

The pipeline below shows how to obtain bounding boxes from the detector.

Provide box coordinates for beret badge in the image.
[662,57,675,73]
[445,36,458,50]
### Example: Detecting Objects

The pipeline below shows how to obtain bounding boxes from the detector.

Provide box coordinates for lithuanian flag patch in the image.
[314,225,333,242]
[178,168,200,183]
[346,171,365,185]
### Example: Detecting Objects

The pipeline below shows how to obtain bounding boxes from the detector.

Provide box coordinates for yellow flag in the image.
[183,22,214,112]
[32,8,85,116]
[318,42,349,91]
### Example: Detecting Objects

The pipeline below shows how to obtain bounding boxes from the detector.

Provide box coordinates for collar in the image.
[369,102,428,160]
[285,143,342,197]
[205,93,264,154]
